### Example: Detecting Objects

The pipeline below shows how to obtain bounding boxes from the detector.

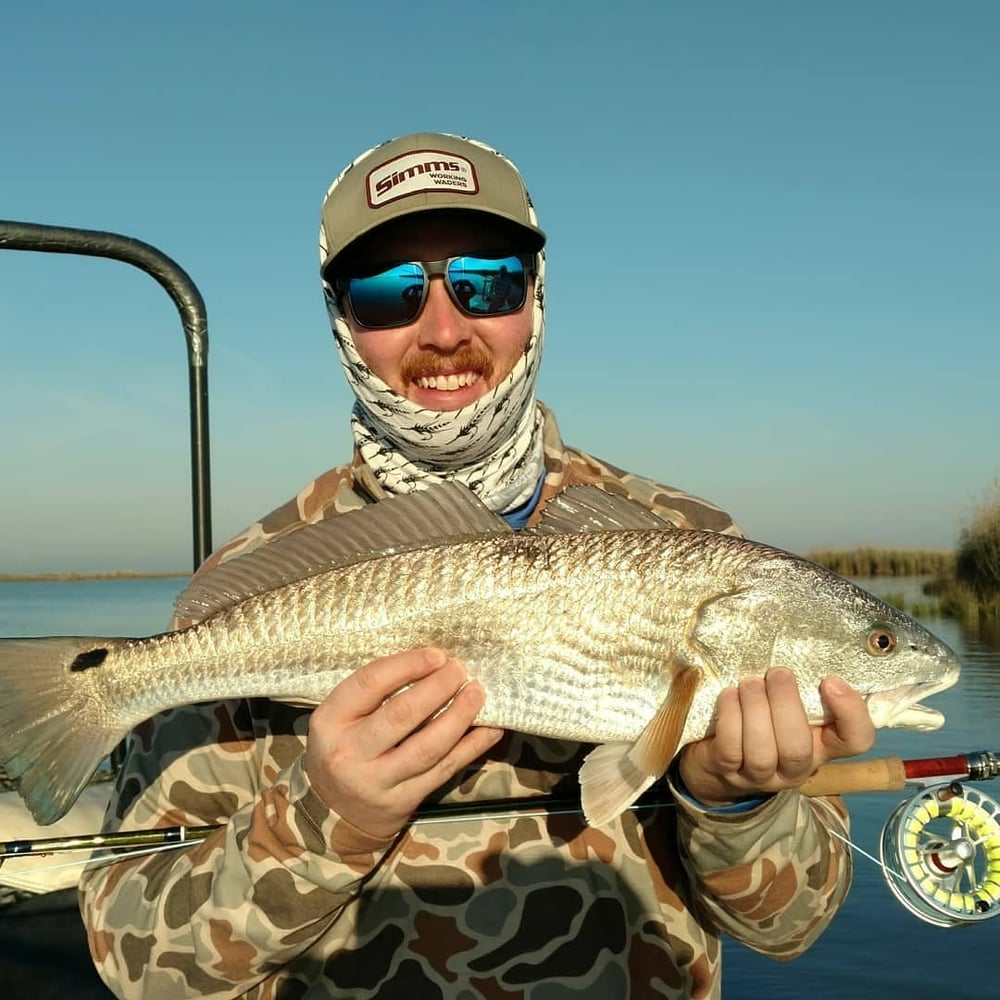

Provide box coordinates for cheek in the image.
[349,327,407,387]
[488,316,533,378]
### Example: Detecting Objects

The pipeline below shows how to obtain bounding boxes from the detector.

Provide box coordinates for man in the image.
[80,132,874,998]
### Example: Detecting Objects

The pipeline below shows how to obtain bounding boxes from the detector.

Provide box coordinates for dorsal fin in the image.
[533,485,672,533]
[174,482,510,622]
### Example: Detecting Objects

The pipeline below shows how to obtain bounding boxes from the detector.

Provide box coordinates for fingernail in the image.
[424,647,447,666]
[823,675,848,696]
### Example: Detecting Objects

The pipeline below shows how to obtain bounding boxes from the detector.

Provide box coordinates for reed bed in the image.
[936,483,1000,622]
[806,548,954,578]
[810,483,1000,623]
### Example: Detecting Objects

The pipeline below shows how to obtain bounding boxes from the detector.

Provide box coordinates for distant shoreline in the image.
[0,571,188,582]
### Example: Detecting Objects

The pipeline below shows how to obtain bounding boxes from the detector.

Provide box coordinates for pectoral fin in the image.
[579,665,701,827]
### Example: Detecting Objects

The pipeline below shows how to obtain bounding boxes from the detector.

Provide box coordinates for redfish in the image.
[0,484,961,826]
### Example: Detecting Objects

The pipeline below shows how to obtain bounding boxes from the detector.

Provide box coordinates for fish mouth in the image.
[866,670,960,732]
[879,701,946,732]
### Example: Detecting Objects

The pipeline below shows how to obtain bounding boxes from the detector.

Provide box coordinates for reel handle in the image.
[801,757,908,796]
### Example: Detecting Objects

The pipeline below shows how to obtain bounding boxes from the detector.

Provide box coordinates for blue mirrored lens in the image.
[347,262,425,328]
[346,255,528,329]
[447,255,526,315]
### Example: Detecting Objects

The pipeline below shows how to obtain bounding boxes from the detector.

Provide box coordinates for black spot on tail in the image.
[70,647,109,672]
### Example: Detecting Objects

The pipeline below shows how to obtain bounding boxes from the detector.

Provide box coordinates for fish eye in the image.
[866,627,897,656]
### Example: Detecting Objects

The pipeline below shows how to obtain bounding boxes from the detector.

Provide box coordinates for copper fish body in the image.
[0,484,962,826]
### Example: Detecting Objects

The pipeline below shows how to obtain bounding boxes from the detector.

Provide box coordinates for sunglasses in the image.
[335,253,531,330]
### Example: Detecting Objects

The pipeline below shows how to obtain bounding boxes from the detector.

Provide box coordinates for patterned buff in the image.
[319,137,547,514]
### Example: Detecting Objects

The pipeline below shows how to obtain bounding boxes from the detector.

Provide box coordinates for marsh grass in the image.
[956,483,1000,594]
[811,483,1000,622]
[929,484,1000,622]
[806,548,954,578]
[932,580,1000,622]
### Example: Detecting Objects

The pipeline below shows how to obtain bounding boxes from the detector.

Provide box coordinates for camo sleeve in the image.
[666,781,853,957]
[78,700,397,998]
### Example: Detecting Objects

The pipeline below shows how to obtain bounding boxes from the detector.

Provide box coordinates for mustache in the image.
[401,346,495,384]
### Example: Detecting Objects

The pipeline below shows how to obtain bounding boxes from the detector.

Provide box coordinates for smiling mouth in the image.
[403,345,494,395]
[414,371,483,391]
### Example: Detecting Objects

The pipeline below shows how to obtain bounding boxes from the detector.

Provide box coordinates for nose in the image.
[415,275,473,350]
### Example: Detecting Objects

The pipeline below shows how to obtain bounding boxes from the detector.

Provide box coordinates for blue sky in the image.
[1,2,997,574]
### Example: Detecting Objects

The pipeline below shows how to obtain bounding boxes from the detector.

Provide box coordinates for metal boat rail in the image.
[0,220,213,569]
[0,221,215,994]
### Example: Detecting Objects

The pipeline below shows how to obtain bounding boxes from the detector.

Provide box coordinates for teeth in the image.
[415,372,481,391]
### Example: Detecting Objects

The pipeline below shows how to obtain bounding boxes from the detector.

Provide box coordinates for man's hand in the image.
[677,668,876,807]
[304,647,504,838]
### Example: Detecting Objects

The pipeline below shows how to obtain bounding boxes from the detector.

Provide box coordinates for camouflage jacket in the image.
[79,406,853,999]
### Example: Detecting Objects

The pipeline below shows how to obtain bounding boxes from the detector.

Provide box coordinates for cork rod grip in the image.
[800,756,908,797]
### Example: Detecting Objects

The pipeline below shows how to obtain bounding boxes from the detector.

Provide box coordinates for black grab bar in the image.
[0,221,212,571]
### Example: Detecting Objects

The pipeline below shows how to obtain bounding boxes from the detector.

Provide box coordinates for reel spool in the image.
[880,781,1000,927]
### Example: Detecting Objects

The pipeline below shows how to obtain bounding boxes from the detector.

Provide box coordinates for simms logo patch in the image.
[367,150,478,207]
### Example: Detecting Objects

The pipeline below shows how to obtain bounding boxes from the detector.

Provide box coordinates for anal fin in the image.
[579,665,701,827]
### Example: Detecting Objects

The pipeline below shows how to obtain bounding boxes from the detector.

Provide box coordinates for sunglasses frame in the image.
[334,252,535,331]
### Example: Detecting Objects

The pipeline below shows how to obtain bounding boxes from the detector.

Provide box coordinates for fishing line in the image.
[827,826,908,886]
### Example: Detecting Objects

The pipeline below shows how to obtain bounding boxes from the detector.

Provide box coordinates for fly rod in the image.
[3,750,996,861]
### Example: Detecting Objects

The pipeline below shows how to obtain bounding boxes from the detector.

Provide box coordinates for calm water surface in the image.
[0,576,183,636]
[1,575,997,998]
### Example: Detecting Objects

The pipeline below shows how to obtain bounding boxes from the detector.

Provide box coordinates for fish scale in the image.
[0,483,963,827]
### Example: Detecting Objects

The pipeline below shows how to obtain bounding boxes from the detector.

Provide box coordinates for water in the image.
[1,576,998,997]
[0,576,184,637]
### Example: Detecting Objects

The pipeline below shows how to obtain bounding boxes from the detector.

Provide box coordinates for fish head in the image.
[773,566,962,731]
[694,555,963,732]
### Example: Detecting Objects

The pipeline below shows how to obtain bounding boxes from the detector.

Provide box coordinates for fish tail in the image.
[0,636,127,825]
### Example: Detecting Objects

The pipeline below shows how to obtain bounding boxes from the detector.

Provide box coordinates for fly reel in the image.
[879,779,1000,927]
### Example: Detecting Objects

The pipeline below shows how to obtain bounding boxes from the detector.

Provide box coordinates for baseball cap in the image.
[320,132,546,278]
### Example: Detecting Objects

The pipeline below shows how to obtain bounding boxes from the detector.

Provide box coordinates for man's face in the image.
[336,213,535,412]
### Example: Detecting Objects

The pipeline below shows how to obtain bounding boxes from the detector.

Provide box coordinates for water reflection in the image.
[964,615,1000,660]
